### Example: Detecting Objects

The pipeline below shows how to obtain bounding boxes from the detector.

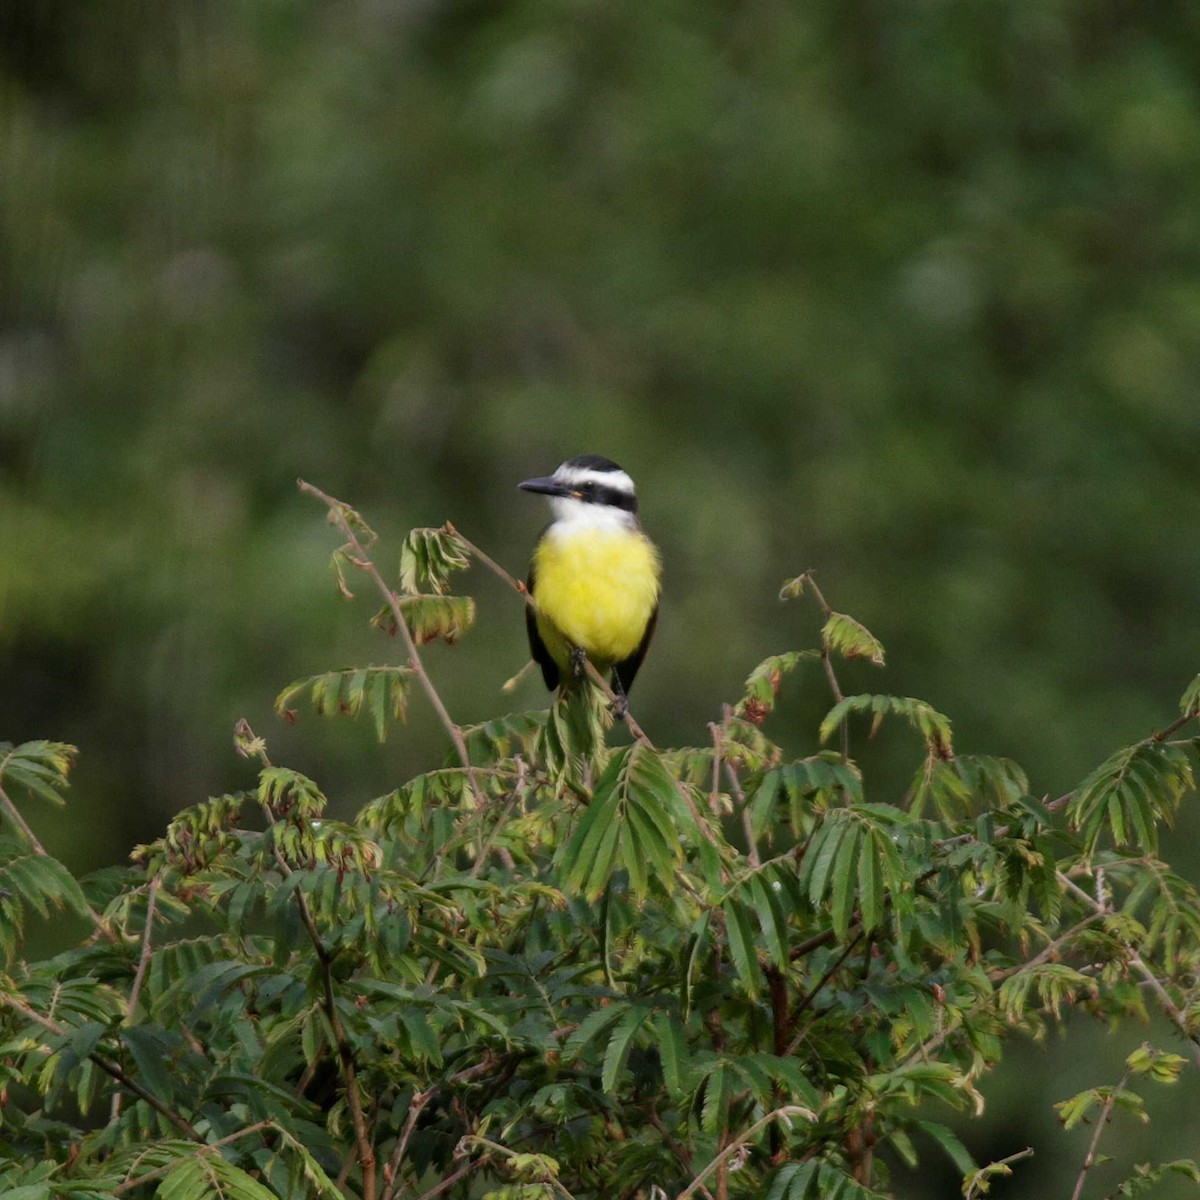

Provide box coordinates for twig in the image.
[646,1112,715,1200]
[457,1135,578,1200]
[298,480,482,796]
[1069,1066,1131,1200]
[382,1087,435,1200]
[899,912,1104,1069]
[798,573,850,760]
[380,1054,518,1200]
[124,876,160,1021]
[964,1146,1034,1200]
[447,524,527,595]
[112,1120,272,1194]
[785,933,864,1056]
[1057,870,1200,1068]
[677,1105,814,1200]
[1151,709,1199,742]
[0,777,111,940]
[726,762,759,868]
[470,758,526,879]
[239,724,378,1200]
[112,875,162,1122]
[413,1157,490,1200]
[0,992,203,1142]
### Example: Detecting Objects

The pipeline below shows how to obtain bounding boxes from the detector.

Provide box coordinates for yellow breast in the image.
[532,526,661,668]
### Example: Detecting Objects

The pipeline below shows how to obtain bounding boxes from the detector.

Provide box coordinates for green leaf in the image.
[0,844,92,930]
[800,810,853,908]
[682,913,710,1019]
[746,871,791,968]
[600,1006,651,1093]
[822,612,885,666]
[273,666,412,740]
[399,524,471,595]
[700,1062,730,1135]
[0,741,78,810]
[829,822,861,938]
[734,651,820,723]
[857,830,884,935]
[913,1119,977,1174]
[723,897,763,995]
[911,755,973,820]
[563,1006,626,1065]
[1067,740,1193,857]
[157,1156,279,1200]
[820,694,953,756]
[1114,1159,1200,1196]
[1126,1042,1187,1083]
[272,1128,344,1198]
[654,1012,690,1098]
[120,1025,179,1106]
[372,593,476,645]
[558,745,682,901]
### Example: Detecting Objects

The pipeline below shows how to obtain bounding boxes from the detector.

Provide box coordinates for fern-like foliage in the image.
[3,523,1200,1200]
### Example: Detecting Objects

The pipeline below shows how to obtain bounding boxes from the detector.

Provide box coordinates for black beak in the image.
[519,475,571,497]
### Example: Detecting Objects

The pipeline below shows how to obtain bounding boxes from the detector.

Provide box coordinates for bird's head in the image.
[519,454,639,528]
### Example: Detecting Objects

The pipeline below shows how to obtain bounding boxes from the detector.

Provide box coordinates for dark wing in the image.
[526,564,559,690]
[613,602,658,697]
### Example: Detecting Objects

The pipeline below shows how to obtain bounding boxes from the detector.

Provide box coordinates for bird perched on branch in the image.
[519,455,661,712]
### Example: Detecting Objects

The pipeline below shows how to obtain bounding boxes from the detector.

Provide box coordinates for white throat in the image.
[547,496,638,534]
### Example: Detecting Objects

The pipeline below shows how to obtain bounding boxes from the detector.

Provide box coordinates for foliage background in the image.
[3,1,1200,1194]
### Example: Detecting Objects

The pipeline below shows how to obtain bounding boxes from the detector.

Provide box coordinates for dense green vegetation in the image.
[3,500,1200,1199]
[4,1,1200,1190]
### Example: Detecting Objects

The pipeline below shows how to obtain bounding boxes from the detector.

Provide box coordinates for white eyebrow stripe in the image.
[554,467,636,494]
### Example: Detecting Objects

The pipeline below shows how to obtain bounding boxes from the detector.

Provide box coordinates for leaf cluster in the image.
[3,523,1200,1200]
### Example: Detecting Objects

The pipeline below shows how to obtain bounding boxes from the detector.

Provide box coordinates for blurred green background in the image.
[3,1,1200,1193]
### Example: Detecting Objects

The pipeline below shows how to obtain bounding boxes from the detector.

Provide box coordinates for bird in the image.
[519,455,661,711]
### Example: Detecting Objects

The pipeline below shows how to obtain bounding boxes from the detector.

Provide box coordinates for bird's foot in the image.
[609,674,630,720]
[570,646,588,679]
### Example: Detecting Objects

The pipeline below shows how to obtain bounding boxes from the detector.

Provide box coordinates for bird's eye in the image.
[579,482,595,496]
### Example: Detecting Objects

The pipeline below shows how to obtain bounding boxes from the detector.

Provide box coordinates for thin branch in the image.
[1069,1067,1131,1200]
[1057,870,1200,1068]
[716,723,760,868]
[785,933,863,1056]
[899,912,1105,1070]
[447,524,527,594]
[239,722,378,1200]
[413,1157,490,1200]
[0,992,203,1142]
[646,1111,716,1200]
[1151,709,1199,742]
[381,1055,519,1200]
[0,779,49,855]
[298,480,481,792]
[457,1135,578,1200]
[677,1106,814,1200]
[112,874,162,1123]
[581,659,654,746]
[382,1087,434,1200]
[965,1147,1035,1200]
[124,875,160,1021]
[798,572,850,760]
[112,1120,272,1194]
[470,757,526,879]
[0,778,111,940]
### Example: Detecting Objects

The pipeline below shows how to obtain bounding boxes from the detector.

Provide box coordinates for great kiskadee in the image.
[519,455,661,706]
